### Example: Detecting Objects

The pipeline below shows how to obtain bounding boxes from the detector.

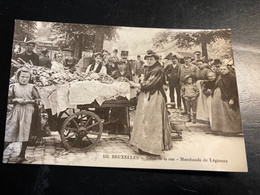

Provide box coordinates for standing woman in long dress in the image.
[129,50,172,155]
[4,67,40,163]
[211,65,242,135]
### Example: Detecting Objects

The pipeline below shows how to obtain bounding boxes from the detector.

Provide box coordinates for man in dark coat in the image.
[164,55,181,109]
[18,40,39,66]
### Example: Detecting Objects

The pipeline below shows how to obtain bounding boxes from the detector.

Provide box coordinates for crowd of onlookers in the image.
[163,50,242,136]
[10,40,242,137]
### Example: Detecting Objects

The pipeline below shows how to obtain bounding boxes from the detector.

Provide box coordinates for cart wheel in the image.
[60,110,103,152]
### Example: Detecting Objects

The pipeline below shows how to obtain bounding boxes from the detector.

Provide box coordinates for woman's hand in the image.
[129,81,141,89]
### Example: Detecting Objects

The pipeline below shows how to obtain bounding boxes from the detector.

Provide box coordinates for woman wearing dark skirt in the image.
[129,50,172,155]
[211,65,242,135]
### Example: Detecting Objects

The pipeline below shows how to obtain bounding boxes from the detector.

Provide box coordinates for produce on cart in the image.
[10,61,137,152]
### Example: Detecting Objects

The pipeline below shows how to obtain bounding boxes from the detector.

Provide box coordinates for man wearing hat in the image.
[164,55,181,109]
[39,48,52,68]
[193,50,205,62]
[18,40,39,66]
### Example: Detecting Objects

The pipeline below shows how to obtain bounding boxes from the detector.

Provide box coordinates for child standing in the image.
[4,67,40,163]
[181,75,199,123]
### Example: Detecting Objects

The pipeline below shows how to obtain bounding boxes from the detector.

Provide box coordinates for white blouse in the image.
[51,61,65,73]
[85,63,107,74]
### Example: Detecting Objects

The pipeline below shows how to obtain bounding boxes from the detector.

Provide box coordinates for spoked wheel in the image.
[60,110,103,152]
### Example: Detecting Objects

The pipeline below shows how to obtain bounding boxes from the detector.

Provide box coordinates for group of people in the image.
[4,40,242,162]
[11,41,78,76]
[11,41,147,84]
[163,50,242,136]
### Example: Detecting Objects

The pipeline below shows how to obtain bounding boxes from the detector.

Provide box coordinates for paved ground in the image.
[1,107,189,163]
[2,107,246,171]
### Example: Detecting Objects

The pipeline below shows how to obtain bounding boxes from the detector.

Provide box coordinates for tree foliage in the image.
[14,20,37,41]
[153,29,231,60]
[153,29,231,49]
[52,22,119,51]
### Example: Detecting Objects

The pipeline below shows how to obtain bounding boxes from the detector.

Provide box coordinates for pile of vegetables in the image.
[11,59,129,87]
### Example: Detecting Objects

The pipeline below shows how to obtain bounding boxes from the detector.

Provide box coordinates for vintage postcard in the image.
[2,20,247,172]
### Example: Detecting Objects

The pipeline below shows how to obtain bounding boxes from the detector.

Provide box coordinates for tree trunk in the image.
[201,42,208,62]
[94,27,104,52]
[73,34,83,59]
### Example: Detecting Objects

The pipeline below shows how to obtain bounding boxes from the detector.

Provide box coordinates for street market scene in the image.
[2,20,247,172]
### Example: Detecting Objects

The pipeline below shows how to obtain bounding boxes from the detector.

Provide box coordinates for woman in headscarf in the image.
[211,65,242,135]
[129,50,172,155]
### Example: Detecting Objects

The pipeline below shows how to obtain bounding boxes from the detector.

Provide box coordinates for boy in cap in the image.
[181,75,200,123]
[179,56,198,114]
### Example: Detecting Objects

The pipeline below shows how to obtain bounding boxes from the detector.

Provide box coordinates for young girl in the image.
[181,75,199,123]
[4,67,40,163]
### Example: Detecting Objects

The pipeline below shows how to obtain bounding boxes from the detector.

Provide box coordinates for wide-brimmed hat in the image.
[144,50,159,60]
[93,52,103,58]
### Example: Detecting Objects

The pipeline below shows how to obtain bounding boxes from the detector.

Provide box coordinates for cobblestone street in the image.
[2,106,247,172]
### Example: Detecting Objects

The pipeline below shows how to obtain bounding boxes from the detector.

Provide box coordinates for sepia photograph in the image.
[2,20,247,172]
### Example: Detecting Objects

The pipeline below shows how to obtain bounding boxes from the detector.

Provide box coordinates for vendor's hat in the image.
[194,51,201,54]
[26,40,36,46]
[144,50,159,60]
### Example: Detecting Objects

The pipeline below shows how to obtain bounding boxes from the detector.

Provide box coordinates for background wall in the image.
[0,0,259,194]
